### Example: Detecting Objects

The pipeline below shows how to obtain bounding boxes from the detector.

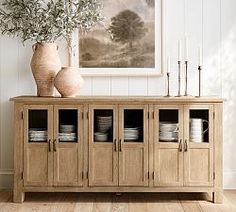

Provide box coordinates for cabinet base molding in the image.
[22,187,215,193]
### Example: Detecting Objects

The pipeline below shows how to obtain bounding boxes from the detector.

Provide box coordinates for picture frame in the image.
[70,0,165,77]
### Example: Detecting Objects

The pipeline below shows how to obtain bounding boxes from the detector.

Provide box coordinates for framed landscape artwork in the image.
[71,0,165,76]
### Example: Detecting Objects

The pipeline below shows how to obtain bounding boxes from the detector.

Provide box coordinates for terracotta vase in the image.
[54,67,84,97]
[30,43,61,97]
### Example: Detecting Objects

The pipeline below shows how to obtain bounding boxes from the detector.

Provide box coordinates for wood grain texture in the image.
[118,104,148,187]
[10,96,224,103]
[2,191,236,212]
[183,104,214,187]
[11,98,223,203]
[88,105,118,187]
[53,105,84,187]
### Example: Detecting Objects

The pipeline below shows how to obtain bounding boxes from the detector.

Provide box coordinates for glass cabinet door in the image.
[153,105,184,187]
[53,106,83,186]
[119,105,148,187]
[24,106,53,187]
[89,105,118,186]
[183,105,213,187]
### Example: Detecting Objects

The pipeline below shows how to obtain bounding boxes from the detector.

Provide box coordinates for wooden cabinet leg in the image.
[213,191,223,203]
[13,189,25,203]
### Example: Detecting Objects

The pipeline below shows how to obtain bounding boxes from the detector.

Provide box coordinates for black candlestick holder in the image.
[184,60,190,96]
[177,61,181,96]
[165,72,170,97]
[196,65,202,97]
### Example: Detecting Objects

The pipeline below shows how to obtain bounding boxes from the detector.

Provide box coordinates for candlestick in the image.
[197,65,202,97]
[178,40,182,61]
[185,36,188,61]
[165,72,170,97]
[177,60,181,96]
[184,60,188,96]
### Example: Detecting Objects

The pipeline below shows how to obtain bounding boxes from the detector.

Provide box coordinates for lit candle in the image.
[198,47,202,66]
[185,36,188,61]
[167,56,170,73]
[178,40,181,61]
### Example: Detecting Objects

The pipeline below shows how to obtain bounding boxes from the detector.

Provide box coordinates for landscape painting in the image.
[78,0,163,76]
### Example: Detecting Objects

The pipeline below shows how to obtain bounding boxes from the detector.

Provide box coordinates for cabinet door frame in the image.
[153,105,184,187]
[183,104,214,187]
[53,105,84,187]
[23,105,53,187]
[88,105,119,186]
[118,104,149,187]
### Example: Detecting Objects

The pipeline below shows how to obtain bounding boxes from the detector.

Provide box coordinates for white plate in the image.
[159,137,178,142]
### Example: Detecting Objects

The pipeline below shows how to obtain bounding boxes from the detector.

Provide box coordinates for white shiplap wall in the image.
[0,0,235,189]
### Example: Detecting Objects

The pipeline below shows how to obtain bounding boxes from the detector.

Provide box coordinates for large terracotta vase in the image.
[54,67,84,97]
[30,43,61,97]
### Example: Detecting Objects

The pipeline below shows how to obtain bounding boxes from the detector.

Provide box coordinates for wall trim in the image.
[0,169,14,175]
[0,169,14,189]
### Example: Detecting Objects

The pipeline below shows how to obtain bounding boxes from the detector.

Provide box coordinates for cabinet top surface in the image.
[10,96,223,103]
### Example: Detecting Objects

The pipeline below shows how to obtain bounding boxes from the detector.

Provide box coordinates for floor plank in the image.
[0,191,235,212]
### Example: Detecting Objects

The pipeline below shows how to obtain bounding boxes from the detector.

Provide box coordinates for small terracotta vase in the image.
[30,43,61,97]
[54,67,84,97]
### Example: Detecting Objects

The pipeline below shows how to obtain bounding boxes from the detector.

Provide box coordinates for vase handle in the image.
[32,44,37,52]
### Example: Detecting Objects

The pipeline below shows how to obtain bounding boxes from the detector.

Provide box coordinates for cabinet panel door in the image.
[118,105,148,186]
[184,105,213,187]
[23,106,53,187]
[155,148,183,186]
[53,106,83,186]
[153,105,184,187]
[89,105,118,186]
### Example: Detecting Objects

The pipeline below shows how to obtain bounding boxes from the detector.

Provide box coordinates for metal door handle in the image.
[114,139,117,152]
[53,139,57,152]
[184,139,188,152]
[119,139,122,152]
[179,139,182,152]
[48,139,52,152]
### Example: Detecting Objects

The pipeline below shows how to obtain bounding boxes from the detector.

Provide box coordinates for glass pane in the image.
[124,109,143,142]
[189,109,209,143]
[94,109,113,142]
[28,110,48,143]
[158,109,179,142]
[58,109,78,143]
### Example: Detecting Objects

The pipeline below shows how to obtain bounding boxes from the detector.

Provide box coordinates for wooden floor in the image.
[0,191,236,212]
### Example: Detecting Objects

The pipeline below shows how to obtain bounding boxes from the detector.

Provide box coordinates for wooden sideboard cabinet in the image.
[11,96,223,203]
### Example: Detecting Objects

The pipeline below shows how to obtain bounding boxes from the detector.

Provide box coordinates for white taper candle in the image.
[167,56,170,73]
[185,36,188,61]
[198,47,202,66]
[178,40,181,61]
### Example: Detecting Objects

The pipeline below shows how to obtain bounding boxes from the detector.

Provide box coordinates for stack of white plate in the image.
[94,132,108,142]
[59,133,77,141]
[97,116,112,133]
[124,127,139,141]
[59,124,77,142]
[60,124,76,133]
[159,122,178,142]
[29,128,47,141]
